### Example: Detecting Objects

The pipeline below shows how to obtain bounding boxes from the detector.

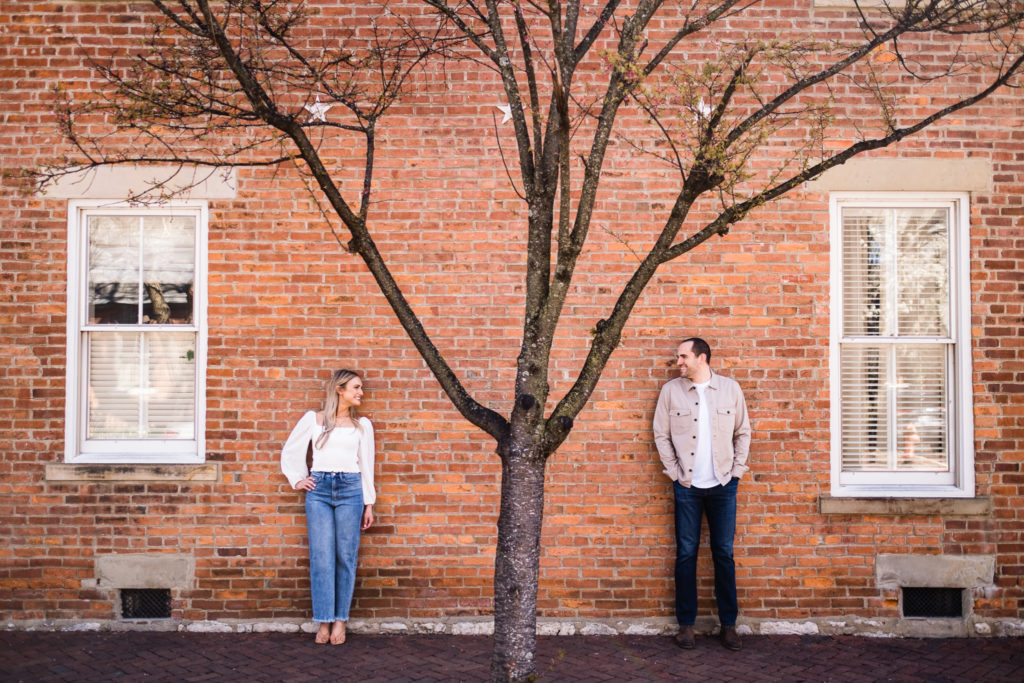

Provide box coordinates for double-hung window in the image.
[830,194,973,497]
[66,201,207,463]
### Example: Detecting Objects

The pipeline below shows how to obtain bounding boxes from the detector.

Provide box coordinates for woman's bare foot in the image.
[315,623,331,644]
[329,621,346,645]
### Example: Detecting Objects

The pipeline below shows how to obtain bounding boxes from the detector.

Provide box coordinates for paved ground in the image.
[1,631,1022,682]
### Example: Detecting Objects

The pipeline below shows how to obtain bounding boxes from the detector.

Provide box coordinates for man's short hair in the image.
[681,337,711,364]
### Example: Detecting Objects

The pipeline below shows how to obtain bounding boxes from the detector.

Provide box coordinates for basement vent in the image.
[902,587,963,618]
[121,589,172,619]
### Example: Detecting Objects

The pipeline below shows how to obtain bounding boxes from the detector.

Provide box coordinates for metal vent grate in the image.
[121,588,172,619]
[902,587,963,618]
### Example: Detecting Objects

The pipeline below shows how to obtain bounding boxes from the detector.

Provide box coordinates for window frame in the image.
[65,200,208,464]
[829,192,974,498]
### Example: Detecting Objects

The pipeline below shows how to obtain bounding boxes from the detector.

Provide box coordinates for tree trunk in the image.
[143,282,171,323]
[490,443,547,682]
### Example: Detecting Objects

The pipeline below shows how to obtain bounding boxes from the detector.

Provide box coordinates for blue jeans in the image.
[305,471,363,623]
[673,478,738,626]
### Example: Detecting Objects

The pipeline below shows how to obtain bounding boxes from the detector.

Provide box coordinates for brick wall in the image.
[1,0,1021,631]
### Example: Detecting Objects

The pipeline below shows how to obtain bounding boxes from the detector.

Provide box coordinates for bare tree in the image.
[34,0,1024,679]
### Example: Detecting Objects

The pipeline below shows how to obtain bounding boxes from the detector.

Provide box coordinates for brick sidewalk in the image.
[2,631,1022,682]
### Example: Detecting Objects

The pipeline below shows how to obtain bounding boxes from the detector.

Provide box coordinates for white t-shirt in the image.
[690,380,718,488]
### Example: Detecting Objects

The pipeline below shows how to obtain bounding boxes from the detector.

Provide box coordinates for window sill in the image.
[819,496,991,516]
[46,463,220,483]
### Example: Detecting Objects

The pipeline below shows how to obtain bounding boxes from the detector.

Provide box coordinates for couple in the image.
[282,337,751,651]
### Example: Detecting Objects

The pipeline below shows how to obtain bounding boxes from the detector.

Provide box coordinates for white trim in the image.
[65,200,208,464]
[829,193,974,498]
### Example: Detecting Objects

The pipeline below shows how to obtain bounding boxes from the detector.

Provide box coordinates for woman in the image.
[281,369,376,645]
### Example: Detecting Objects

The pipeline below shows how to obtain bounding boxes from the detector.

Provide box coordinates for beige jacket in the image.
[653,373,751,487]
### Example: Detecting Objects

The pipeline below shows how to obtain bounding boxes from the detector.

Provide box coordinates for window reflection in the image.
[88,216,139,324]
[87,215,195,325]
[842,208,948,339]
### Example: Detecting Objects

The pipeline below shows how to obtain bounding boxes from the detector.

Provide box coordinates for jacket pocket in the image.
[669,408,694,435]
[714,408,736,439]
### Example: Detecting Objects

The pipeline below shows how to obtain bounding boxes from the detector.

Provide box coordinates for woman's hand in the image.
[361,505,374,530]
[295,476,316,491]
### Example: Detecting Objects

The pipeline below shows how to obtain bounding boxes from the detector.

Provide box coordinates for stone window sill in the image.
[46,463,220,483]
[818,496,990,516]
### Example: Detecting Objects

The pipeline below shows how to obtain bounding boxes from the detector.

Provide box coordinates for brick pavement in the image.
[1,631,1022,682]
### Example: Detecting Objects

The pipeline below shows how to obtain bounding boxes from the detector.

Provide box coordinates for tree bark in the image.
[143,282,171,323]
[490,442,547,682]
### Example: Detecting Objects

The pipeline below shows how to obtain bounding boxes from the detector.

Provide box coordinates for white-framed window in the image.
[829,193,974,497]
[65,201,207,463]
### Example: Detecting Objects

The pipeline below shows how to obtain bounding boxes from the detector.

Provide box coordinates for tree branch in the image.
[534,2,651,342]
[642,0,752,77]
[573,0,621,60]
[421,0,499,62]
[188,0,511,439]
[662,48,1024,263]
[542,175,709,452]
[545,18,1024,453]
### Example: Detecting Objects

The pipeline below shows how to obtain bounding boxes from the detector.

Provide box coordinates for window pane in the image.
[895,209,949,337]
[88,216,139,324]
[840,343,891,470]
[843,208,951,339]
[142,216,195,324]
[87,331,140,438]
[87,331,196,440]
[840,343,949,473]
[842,210,889,337]
[146,333,197,437]
[894,344,949,471]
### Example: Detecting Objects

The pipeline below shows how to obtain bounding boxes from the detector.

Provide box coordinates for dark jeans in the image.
[673,478,738,626]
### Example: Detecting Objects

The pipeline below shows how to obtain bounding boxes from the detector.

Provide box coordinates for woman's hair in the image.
[315,368,363,448]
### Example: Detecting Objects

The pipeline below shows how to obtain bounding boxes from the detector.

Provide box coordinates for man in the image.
[653,337,751,651]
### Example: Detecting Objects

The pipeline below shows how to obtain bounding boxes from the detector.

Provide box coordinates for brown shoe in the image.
[720,625,741,651]
[674,625,695,649]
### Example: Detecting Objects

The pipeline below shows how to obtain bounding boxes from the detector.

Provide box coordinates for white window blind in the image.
[841,208,950,339]
[87,332,196,440]
[831,195,972,496]
[839,343,949,472]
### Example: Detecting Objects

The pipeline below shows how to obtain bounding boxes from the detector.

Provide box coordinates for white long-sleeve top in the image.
[280,410,376,505]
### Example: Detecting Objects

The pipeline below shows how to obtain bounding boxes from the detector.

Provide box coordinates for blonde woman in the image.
[282,369,376,645]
